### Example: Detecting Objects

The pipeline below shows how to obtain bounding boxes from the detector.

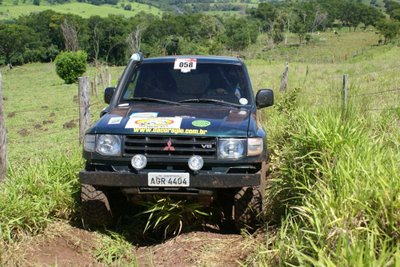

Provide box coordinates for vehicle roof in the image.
[142,55,244,65]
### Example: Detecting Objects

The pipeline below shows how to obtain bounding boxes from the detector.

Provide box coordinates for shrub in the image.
[54,51,87,84]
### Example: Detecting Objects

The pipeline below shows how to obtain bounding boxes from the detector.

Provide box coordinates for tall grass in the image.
[95,231,137,266]
[138,197,210,238]
[257,91,400,265]
[0,151,82,242]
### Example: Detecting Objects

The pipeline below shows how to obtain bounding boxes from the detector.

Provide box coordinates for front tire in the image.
[233,186,263,231]
[81,184,113,227]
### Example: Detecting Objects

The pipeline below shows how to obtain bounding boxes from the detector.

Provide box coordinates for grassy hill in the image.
[0,0,162,20]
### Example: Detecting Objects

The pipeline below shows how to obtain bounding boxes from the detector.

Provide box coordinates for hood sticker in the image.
[108,117,123,125]
[192,120,211,128]
[130,112,158,118]
[126,117,182,129]
[126,116,208,135]
[174,58,197,73]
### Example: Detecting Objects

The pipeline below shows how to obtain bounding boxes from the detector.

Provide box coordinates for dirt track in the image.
[3,221,261,267]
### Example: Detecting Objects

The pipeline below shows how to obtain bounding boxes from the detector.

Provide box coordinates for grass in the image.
[0,151,82,242]
[138,197,210,238]
[0,0,162,20]
[95,231,137,265]
[1,63,124,161]
[241,30,382,64]
[254,103,400,265]
[0,30,399,265]
[245,31,400,266]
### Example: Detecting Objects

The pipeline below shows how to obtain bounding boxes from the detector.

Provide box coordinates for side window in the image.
[123,69,140,99]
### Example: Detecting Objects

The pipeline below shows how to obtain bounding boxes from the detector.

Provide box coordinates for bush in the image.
[54,51,87,84]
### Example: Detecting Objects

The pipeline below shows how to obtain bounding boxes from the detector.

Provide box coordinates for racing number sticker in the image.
[174,58,197,73]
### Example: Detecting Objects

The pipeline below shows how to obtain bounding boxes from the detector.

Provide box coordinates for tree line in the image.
[0,0,399,66]
[1,11,258,66]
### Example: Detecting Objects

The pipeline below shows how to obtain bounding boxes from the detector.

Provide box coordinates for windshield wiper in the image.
[179,98,242,108]
[125,97,180,105]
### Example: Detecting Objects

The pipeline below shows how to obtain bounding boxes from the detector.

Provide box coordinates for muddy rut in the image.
[3,221,262,267]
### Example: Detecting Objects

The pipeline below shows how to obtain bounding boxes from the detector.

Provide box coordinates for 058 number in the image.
[179,62,193,68]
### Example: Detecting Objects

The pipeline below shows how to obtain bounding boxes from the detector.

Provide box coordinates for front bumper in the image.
[79,171,260,188]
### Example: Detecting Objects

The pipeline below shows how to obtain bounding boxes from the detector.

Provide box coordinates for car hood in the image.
[90,103,254,137]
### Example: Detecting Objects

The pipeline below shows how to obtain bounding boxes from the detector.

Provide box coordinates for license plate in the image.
[148,172,190,187]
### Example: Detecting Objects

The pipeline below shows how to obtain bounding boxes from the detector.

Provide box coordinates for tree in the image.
[338,1,383,30]
[87,15,103,64]
[391,9,400,20]
[223,17,259,50]
[250,2,278,32]
[126,26,143,54]
[376,19,400,43]
[61,19,78,51]
[0,24,36,64]
[17,10,63,50]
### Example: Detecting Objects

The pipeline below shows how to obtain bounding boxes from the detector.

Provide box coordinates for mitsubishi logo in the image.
[163,140,175,151]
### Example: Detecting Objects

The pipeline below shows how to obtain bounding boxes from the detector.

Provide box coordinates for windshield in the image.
[120,62,251,105]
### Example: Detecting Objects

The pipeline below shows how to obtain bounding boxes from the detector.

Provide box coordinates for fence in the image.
[281,64,400,114]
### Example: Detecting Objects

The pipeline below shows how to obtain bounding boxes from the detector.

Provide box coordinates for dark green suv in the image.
[80,54,274,230]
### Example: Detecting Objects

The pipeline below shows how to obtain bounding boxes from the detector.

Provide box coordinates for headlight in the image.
[247,138,263,156]
[83,134,96,152]
[218,139,245,159]
[96,134,121,156]
[188,155,204,171]
[131,154,147,170]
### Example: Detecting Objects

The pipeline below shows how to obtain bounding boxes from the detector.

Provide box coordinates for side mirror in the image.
[104,87,115,104]
[256,89,274,109]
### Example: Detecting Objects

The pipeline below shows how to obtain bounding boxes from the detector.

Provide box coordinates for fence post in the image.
[0,73,6,182]
[79,76,90,144]
[342,74,348,112]
[99,65,105,89]
[94,75,98,97]
[106,65,111,87]
[280,62,289,92]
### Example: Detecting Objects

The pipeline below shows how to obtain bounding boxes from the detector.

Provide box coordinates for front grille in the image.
[123,135,217,158]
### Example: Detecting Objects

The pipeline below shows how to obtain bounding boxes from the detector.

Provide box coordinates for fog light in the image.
[188,155,204,171]
[131,154,147,170]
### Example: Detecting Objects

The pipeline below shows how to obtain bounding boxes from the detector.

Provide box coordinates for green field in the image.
[0,0,161,20]
[0,30,399,265]
[1,63,124,161]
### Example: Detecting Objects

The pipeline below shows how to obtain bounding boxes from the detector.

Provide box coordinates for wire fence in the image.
[297,72,400,113]
[343,88,400,111]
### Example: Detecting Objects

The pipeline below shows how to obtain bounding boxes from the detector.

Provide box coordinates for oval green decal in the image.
[192,120,211,127]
